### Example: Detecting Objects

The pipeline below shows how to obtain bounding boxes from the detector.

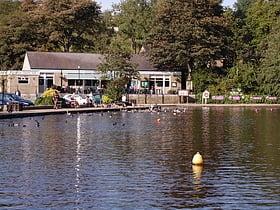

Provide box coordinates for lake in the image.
[0,106,279,209]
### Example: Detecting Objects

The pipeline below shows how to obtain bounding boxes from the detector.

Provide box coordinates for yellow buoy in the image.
[192,152,203,165]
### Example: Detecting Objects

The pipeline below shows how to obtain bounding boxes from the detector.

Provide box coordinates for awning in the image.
[65,73,103,80]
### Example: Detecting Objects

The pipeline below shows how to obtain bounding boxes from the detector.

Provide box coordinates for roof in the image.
[24,51,157,71]
[25,52,103,70]
[130,54,156,71]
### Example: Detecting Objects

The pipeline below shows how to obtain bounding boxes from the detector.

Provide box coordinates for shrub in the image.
[35,96,53,105]
[167,89,177,94]
[34,88,59,105]
[102,95,113,104]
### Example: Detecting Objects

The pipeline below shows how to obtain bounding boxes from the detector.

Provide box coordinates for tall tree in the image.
[98,42,139,101]
[19,0,104,52]
[147,0,231,89]
[0,0,29,70]
[112,0,155,54]
[245,0,277,62]
[257,1,280,96]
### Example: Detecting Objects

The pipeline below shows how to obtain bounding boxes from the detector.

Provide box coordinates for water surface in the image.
[0,107,279,209]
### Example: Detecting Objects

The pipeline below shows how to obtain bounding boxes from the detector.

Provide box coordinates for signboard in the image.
[178,90,189,96]
[202,90,210,99]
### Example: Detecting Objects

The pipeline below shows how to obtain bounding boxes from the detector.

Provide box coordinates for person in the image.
[52,91,59,109]
[86,95,92,107]
[15,89,21,96]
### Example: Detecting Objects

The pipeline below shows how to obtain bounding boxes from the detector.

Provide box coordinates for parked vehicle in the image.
[7,93,34,106]
[0,93,18,105]
[63,94,88,105]
[0,94,21,112]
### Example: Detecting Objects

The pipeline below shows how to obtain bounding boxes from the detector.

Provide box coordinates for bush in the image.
[102,95,113,104]
[34,88,59,105]
[167,89,177,94]
[35,96,53,105]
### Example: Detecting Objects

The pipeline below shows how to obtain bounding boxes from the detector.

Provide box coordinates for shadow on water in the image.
[0,107,279,209]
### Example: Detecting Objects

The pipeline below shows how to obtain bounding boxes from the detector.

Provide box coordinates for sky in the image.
[98,0,236,11]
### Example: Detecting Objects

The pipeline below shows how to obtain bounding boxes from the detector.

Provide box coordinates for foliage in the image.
[40,88,59,98]
[101,94,113,104]
[0,0,106,70]
[244,0,278,63]
[167,89,177,94]
[192,69,228,94]
[112,0,155,54]
[34,96,53,106]
[226,63,259,94]
[25,0,104,52]
[98,42,139,101]
[257,12,280,96]
[0,0,29,70]
[147,0,231,89]
[34,88,59,105]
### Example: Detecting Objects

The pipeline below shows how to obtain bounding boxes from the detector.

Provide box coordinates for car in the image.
[7,93,34,106]
[0,93,18,105]
[0,93,21,112]
[63,94,88,105]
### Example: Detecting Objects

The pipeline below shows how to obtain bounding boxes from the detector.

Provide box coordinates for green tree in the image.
[112,0,155,54]
[245,0,277,62]
[0,0,106,69]
[31,0,104,52]
[226,63,259,94]
[147,0,231,90]
[257,4,280,96]
[0,0,31,70]
[98,43,139,102]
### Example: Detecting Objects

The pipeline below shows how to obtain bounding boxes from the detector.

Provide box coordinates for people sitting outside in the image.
[86,96,92,107]
[70,97,79,108]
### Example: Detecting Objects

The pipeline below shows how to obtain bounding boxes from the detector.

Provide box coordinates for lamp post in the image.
[186,65,193,103]
[1,79,4,105]
[77,65,81,93]
[60,69,63,89]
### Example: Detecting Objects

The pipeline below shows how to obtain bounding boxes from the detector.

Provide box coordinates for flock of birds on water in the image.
[2,105,177,128]
[1,106,278,131]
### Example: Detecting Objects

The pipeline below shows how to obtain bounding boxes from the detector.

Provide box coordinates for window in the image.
[68,80,75,86]
[150,77,170,88]
[165,80,170,87]
[18,77,29,84]
[141,81,149,88]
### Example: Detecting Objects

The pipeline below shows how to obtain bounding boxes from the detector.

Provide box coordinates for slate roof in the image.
[25,51,157,71]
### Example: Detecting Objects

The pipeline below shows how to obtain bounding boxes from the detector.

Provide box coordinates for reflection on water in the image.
[0,107,279,209]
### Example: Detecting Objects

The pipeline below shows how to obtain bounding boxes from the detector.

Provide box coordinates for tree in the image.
[98,43,139,102]
[257,2,280,96]
[32,0,104,52]
[0,0,31,70]
[226,63,259,94]
[245,0,277,62]
[112,0,155,54]
[147,0,231,90]
[0,0,106,69]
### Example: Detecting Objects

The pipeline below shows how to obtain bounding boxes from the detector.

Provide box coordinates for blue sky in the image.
[98,0,236,11]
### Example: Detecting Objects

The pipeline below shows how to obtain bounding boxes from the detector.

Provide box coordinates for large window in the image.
[150,77,170,87]
[85,80,99,86]
[68,79,75,86]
